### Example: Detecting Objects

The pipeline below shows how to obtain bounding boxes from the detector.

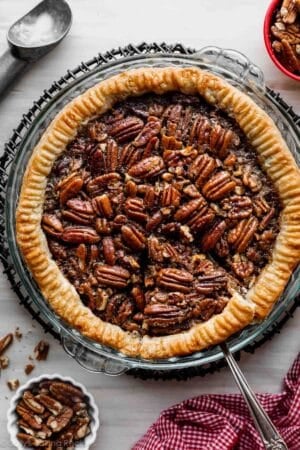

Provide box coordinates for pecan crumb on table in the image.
[34,340,50,361]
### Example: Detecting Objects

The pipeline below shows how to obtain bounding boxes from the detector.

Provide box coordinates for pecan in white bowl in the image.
[7,374,99,450]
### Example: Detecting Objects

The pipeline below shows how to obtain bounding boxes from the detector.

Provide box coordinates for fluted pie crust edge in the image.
[16,67,300,359]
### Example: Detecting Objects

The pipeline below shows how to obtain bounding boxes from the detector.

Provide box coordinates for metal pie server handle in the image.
[220,343,288,450]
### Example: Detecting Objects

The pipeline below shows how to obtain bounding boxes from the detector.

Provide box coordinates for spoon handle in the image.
[220,343,288,450]
[0,50,28,97]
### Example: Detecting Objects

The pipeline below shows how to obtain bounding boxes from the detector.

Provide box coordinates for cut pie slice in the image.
[16,67,300,358]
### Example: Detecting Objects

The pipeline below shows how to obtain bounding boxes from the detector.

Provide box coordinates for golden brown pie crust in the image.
[16,67,300,358]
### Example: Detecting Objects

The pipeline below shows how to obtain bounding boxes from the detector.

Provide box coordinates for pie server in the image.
[221,343,288,449]
[0,0,72,97]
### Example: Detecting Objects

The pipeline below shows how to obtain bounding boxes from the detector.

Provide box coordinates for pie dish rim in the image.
[15,66,300,359]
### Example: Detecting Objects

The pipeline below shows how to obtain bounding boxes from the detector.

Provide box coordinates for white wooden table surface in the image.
[0,1,299,449]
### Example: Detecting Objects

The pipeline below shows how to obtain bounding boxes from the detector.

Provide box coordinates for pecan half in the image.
[133,116,161,147]
[102,237,116,265]
[105,139,119,172]
[87,172,121,195]
[0,332,13,355]
[144,185,157,208]
[201,220,227,251]
[174,197,206,222]
[196,271,228,294]
[253,196,271,216]
[281,0,298,24]
[16,402,43,430]
[34,340,50,361]
[95,264,130,288]
[58,174,83,205]
[37,394,63,416]
[119,145,142,169]
[125,197,147,222]
[259,208,275,230]
[144,303,181,315]
[131,286,145,311]
[62,227,100,244]
[23,391,45,414]
[125,179,138,197]
[228,217,258,253]
[157,268,193,293]
[92,194,113,218]
[121,224,146,251]
[108,116,144,143]
[202,171,236,201]
[47,406,73,432]
[186,206,215,232]
[49,382,83,406]
[76,243,88,271]
[143,304,189,334]
[42,214,64,238]
[209,124,237,158]
[146,210,163,232]
[190,115,211,144]
[95,218,112,234]
[128,156,165,179]
[63,199,95,225]
[161,185,181,207]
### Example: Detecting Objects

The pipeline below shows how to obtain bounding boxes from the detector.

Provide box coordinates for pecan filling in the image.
[42,93,281,337]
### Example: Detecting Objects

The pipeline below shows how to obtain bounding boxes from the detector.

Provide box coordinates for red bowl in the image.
[263,0,300,81]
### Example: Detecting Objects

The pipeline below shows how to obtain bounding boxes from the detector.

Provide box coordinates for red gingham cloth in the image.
[133,354,300,450]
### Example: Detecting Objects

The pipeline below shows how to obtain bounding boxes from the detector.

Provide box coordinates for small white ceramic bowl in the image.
[7,373,100,450]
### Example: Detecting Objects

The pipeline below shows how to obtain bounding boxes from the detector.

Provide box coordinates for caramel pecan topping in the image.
[43,92,281,337]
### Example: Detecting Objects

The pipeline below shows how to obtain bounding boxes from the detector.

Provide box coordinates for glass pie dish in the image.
[5,46,300,375]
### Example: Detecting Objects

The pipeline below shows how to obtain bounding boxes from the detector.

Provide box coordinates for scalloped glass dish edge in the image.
[5,48,300,373]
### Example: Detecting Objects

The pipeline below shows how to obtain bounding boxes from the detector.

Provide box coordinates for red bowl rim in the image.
[263,0,300,81]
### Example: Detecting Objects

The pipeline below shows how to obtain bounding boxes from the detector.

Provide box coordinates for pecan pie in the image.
[16,68,300,359]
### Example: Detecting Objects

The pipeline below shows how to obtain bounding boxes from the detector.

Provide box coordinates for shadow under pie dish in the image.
[16,67,300,359]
